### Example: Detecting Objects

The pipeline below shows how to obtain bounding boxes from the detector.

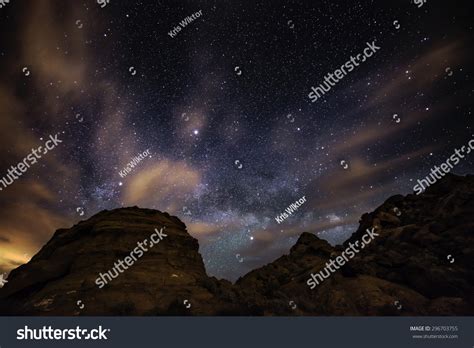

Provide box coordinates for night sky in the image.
[0,0,472,281]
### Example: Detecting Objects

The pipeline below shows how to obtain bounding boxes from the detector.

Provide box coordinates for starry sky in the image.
[0,0,472,281]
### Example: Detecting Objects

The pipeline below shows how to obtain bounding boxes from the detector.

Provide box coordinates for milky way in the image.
[0,0,472,281]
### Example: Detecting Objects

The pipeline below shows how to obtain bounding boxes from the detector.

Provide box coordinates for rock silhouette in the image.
[1,174,473,315]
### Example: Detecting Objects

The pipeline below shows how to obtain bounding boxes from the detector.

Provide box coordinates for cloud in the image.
[21,1,87,95]
[372,41,464,102]
[0,0,100,276]
[186,221,222,238]
[324,146,436,191]
[0,180,72,277]
[122,159,202,212]
[0,235,11,244]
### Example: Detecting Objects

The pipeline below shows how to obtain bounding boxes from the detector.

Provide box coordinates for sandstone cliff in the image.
[0,174,472,315]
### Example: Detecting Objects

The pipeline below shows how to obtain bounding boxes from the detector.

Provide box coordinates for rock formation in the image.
[1,174,472,315]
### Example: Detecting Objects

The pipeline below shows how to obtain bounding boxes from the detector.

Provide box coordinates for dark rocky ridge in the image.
[0,174,473,315]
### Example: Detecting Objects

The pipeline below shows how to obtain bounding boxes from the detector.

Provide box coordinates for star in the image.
[0,0,470,284]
